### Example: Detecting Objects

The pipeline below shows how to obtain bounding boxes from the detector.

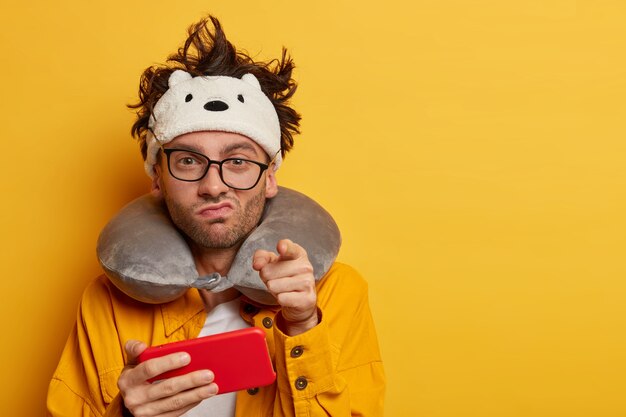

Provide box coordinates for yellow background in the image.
[1,1,625,415]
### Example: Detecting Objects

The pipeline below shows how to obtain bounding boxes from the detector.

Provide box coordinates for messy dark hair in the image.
[128,15,301,161]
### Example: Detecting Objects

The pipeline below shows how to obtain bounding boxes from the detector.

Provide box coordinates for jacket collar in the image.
[160,289,206,337]
[159,291,281,337]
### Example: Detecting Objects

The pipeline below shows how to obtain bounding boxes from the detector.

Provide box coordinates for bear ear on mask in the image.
[96,187,341,305]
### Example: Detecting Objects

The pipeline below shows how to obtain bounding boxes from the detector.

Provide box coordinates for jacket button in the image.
[247,387,259,395]
[290,346,304,358]
[262,317,273,328]
[295,376,308,390]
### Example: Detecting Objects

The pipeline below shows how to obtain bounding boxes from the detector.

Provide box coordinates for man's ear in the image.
[151,164,163,197]
[264,169,278,198]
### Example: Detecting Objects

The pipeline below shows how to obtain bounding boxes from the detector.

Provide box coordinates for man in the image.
[47,15,385,417]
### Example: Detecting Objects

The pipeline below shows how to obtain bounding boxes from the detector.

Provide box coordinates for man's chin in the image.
[187,224,244,250]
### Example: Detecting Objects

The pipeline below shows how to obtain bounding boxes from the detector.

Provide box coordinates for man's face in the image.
[152,131,278,250]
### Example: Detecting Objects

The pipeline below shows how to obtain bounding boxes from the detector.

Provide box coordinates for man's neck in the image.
[190,243,243,312]
[198,287,241,313]
[191,244,239,277]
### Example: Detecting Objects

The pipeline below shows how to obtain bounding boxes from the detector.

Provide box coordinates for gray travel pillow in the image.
[97,187,341,305]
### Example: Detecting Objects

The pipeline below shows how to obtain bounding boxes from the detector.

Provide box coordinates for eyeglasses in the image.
[162,148,273,190]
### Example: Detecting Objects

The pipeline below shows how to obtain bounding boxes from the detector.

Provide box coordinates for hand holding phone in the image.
[138,327,276,393]
[119,340,218,416]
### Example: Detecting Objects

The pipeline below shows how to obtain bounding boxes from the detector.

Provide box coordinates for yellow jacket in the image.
[47,263,385,416]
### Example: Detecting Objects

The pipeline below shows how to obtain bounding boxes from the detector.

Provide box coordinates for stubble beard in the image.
[164,188,266,250]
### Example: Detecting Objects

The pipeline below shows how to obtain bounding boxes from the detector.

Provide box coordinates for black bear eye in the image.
[237,94,244,103]
[185,94,193,102]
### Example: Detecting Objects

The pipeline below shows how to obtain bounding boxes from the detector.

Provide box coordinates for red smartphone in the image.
[138,327,276,393]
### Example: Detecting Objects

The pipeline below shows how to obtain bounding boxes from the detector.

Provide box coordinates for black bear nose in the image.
[204,100,229,111]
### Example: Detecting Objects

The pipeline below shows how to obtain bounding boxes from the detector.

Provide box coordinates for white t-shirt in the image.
[182,297,249,417]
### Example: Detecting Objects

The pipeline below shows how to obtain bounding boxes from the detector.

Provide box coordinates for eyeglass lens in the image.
[168,149,264,189]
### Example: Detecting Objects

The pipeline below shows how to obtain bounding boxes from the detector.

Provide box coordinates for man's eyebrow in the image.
[221,142,260,156]
[165,144,200,152]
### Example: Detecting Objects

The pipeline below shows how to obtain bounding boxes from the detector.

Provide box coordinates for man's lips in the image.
[196,202,234,219]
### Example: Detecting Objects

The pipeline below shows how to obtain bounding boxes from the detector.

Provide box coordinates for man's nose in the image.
[197,164,229,197]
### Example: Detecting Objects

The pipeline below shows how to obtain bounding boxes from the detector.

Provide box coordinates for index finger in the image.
[253,249,279,270]
[277,239,307,261]
[128,352,191,386]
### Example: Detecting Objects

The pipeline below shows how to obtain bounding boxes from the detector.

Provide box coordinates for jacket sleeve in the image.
[46,278,127,417]
[46,324,102,416]
[46,324,111,417]
[270,264,386,417]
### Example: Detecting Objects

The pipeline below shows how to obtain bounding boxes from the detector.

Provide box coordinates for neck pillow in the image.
[96,187,341,305]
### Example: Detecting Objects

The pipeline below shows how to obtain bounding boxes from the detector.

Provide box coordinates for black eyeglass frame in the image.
[162,148,271,190]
